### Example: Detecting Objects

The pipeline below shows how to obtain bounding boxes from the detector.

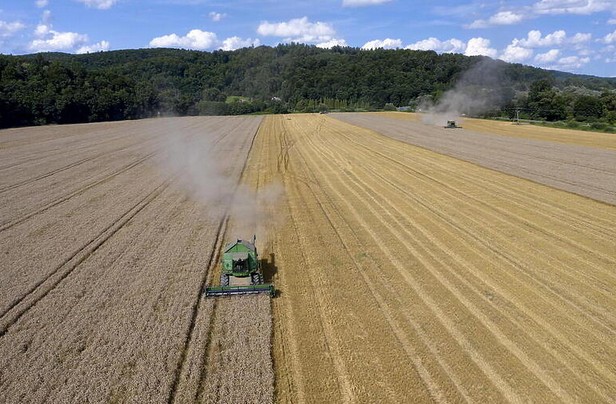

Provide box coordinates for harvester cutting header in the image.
[205,235,275,297]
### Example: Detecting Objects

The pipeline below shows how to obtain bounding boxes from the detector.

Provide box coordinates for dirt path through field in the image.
[332,112,616,205]
[266,114,616,403]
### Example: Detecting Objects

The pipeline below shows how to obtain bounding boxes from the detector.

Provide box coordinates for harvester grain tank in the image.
[205,235,275,297]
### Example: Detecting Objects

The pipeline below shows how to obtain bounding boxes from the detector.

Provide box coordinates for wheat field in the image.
[263,114,616,403]
[1,113,614,403]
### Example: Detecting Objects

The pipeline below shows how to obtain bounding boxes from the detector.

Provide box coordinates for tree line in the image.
[1,44,615,128]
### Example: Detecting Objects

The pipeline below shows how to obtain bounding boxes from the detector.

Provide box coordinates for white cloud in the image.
[257,17,334,40]
[30,30,89,52]
[316,38,348,48]
[35,23,50,36]
[464,37,497,57]
[535,49,560,62]
[75,0,118,9]
[570,32,592,44]
[257,17,337,44]
[519,29,566,47]
[209,11,225,22]
[406,37,466,53]
[361,38,402,50]
[533,0,615,15]
[35,0,49,7]
[0,20,26,37]
[28,9,107,53]
[500,44,534,62]
[150,29,218,49]
[555,55,590,69]
[220,36,259,51]
[342,0,392,6]
[602,30,616,44]
[609,18,616,25]
[77,40,110,53]
[468,11,524,28]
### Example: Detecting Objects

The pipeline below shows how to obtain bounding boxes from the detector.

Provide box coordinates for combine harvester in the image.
[205,235,275,297]
[444,120,461,128]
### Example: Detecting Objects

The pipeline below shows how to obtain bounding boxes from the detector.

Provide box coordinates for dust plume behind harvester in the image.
[205,235,275,297]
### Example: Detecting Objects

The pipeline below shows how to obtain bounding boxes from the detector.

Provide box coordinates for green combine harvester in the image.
[205,235,275,297]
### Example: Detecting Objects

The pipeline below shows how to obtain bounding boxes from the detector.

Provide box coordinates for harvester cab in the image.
[205,235,275,297]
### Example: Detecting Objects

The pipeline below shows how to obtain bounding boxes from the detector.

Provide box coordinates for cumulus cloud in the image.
[464,37,497,57]
[316,38,348,48]
[0,20,26,37]
[498,29,593,65]
[257,17,337,44]
[35,0,49,7]
[209,11,225,22]
[468,11,524,28]
[406,37,465,53]
[500,43,534,62]
[75,0,118,9]
[28,10,107,53]
[30,30,89,52]
[150,29,217,49]
[609,18,616,24]
[571,32,592,44]
[555,55,590,69]
[220,36,259,51]
[342,0,392,6]
[535,49,560,63]
[404,37,497,57]
[519,29,566,47]
[149,29,260,51]
[361,38,402,50]
[77,40,110,53]
[533,0,615,15]
[602,30,616,44]
[258,17,334,39]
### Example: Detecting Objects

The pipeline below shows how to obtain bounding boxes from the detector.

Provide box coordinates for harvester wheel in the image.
[220,274,229,286]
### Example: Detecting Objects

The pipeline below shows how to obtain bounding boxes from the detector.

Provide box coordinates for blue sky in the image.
[1,0,615,77]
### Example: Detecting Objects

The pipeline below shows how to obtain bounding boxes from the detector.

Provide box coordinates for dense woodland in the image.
[1,44,615,129]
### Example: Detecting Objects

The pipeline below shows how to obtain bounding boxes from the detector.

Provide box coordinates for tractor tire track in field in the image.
[0,178,172,336]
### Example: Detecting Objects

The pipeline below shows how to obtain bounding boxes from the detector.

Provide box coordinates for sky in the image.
[0,0,615,77]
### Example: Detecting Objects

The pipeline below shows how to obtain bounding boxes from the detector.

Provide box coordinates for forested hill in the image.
[1,44,615,128]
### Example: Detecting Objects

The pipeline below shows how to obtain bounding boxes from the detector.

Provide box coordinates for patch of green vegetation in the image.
[226,95,251,104]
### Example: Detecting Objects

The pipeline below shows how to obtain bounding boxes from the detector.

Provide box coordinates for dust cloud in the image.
[158,121,282,244]
[421,59,508,127]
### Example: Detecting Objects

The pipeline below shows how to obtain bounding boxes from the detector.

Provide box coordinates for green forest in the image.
[1,44,615,129]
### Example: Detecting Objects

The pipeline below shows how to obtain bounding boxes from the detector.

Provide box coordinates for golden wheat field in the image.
[1,113,615,403]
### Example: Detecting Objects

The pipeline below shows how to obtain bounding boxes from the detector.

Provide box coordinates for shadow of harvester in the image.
[260,253,281,297]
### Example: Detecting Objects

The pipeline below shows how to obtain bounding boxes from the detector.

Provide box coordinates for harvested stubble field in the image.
[0,116,273,403]
[1,113,615,403]
[332,112,616,205]
[261,114,616,403]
